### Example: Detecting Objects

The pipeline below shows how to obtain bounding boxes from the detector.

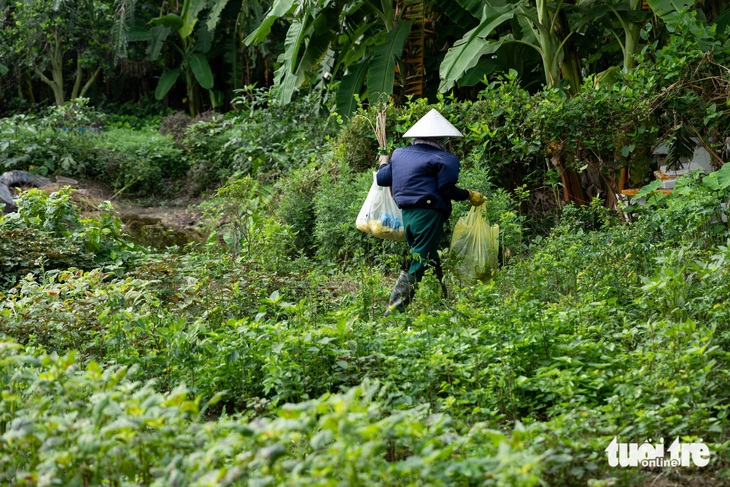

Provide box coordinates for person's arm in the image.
[437,154,485,205]
[376,158,392,186]
[440,183,469,201]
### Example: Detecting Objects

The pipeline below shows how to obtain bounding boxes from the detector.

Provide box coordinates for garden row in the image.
[1,167,730,484]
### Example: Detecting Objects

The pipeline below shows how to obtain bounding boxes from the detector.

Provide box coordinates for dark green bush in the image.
[225,90,340,179]
[42,98,106,132]
[159,111,193,144]
[273,162,323,254]
[102,99,169,130]
[0,226,96,288]
[333,111,380,172]
[178,113,233,196]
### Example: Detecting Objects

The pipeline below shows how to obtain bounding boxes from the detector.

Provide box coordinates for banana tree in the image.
[147,0,230,115]
[231,0,272,90]
[437,0,588,94]
[244,0,412,116]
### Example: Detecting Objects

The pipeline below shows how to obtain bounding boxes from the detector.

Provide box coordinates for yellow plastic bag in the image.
[449,205,499,282]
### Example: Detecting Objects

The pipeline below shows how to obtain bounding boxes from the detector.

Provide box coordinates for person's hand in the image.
[467,190,486,206]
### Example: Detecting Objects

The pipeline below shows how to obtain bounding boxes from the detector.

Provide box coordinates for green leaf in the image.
[635,179,662,199]
[244,0,297,45]
[703,164,730,191]
[336,61,368,117]
[179,0,207,39]
[196,19,215,54]
[458,57,498,87]
[274,18,306,103]
[712,8,730,32]
[665,126,695,170]
[0,64,8,76]
[128,25,152,43]
[452,0,487,18]
[366,21,412,103]
[620,144,636,158]
[333,20,377,75]
[646,0,695,19]
[430,0,479,27]
[189,53,214,89]
[146,26,172,61]
[294,8,338,81]
[155,69,181,100]
[207,0,231,31]
[148,14,185,32]
[439,8,515,92]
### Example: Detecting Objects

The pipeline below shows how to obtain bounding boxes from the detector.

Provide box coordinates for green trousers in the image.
[402,208,447,283]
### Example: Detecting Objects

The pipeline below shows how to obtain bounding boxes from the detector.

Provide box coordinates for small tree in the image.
[146,0,230,116]
[0,0,115,106]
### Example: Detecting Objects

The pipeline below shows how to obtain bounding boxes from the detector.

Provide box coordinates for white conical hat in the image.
[402,108,463,138]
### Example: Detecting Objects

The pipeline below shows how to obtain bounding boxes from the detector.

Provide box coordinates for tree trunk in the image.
[623,0,643,71]
[35,67,64,106]
[185,67,199,116]
[71,53,84,99]
[34,29,66,105]
[535,0,561,89]
[551,152,587,206]
[71,51,101,100]
[554,5,582,94]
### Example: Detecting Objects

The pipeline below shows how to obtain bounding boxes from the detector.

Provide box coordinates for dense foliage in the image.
[2,164,730,485]
[1,1,729,117]
[1,9,730,486]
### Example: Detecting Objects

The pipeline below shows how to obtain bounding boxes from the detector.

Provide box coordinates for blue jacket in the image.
[376,143,468,217]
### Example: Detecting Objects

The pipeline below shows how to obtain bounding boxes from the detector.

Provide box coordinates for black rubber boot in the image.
[384,271,416,316]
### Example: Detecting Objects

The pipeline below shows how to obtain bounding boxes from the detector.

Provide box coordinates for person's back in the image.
[387,142,461,217]
[376,109,486,316]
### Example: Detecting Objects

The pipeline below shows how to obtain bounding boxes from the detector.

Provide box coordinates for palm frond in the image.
[111,0,137,64]
[438,5,515,92]
[665,125,696,171]
[206,0,231,31]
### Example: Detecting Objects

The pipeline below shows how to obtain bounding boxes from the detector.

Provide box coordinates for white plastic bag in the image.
[356,172,406,241]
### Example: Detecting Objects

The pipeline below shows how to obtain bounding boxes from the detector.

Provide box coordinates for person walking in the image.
[376,108,486,316]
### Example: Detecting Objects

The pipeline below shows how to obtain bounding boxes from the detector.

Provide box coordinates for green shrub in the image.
[273,162,323,254]
[200,174,295,266]
[97,127,185,196]
[159,110,193,144]
[0,227,96,288]
[313,164,406,268]
[225,88,340,179]
[102,99,169,130]
[0,342,547,487]
[0,114,100,178]
[42,97,106,132]
[179,113,233,196]
[333,110,381,172]
[628,172,729,250]
[0,188,137,288]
